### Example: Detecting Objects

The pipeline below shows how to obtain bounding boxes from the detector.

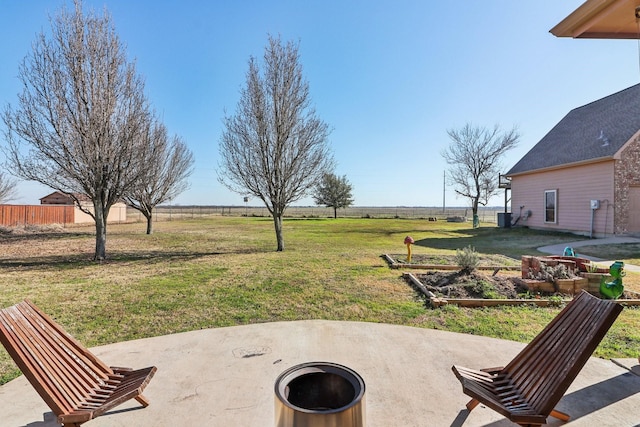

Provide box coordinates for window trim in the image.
[544,189,557,224]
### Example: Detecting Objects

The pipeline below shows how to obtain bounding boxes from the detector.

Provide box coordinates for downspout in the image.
[603,200,610,237]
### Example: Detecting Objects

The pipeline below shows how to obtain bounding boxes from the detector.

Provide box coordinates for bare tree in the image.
[218,35,333,251]
[2,0,151,259]
[125,120,194,234]
[313,173,354,218]
[442,124,519,225]
[0,173,17,204]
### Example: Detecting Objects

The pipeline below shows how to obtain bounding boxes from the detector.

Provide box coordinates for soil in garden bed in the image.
[412,270,640,300]
[413,270,534,299]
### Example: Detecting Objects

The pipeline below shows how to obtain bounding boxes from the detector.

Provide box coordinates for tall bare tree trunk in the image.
[2,1,153,261]
[145,212,153,235]
[124,121,194,235]
[472,196,479,218]
[94,203,108,261]
[218,35,333,252]
[273,213,284,252]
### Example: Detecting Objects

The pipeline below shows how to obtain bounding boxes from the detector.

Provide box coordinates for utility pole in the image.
[442,170,446,213]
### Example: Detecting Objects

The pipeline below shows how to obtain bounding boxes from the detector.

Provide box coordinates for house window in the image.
[544,190,557,223]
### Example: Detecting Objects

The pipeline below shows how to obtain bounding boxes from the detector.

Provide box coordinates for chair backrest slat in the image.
[0,300,114,417]
[10,305,95,404]
[523,298,603,409]
[19,303,108,385]
[21,301,112,375]
[503,291,622,415]
[0,308,71,414]
[508,297,591,392]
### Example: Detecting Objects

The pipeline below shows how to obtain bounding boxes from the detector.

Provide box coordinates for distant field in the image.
[130,205,506,223]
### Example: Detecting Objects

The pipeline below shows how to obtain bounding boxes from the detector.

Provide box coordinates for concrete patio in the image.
[2,320,640,426]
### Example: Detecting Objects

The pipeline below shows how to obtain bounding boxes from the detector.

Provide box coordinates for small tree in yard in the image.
[313,173,354,218]
[218,35,333,251]
[2,0,151,260]
[125,120,194,234]
[442,123,519,225]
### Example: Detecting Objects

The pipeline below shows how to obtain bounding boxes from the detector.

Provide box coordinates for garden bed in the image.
[385,250,640,308]
[403,270,640,308]
[407,270,527,299]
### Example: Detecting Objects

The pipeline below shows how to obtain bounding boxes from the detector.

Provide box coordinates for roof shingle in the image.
[507,83,640,175]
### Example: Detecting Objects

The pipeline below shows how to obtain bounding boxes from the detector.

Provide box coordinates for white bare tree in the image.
[442,123,520,225]
[125,120,194,235]
[218,35,333,251]
[2,0,151,259]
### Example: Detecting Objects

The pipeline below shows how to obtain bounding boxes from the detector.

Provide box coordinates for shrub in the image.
[455,245,479,272]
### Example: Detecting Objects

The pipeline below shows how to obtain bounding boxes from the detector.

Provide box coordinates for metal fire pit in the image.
[274,361,366,427]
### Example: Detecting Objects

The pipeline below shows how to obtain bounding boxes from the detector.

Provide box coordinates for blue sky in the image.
[2,1,640,207]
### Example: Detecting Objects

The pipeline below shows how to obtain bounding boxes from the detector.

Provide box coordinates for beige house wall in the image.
[73,202,127,224]
[510,160,615,237]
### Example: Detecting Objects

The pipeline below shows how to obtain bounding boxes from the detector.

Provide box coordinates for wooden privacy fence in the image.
[0,205,74,227]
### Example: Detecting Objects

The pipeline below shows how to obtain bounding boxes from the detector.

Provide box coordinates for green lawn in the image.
[1,217,639,385]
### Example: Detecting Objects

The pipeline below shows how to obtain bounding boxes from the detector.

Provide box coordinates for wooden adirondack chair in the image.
[0,300,157,427]
[452,290,622,427]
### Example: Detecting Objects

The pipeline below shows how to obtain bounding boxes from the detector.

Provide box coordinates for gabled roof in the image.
[40,191,91,203]
[507,83,640,176]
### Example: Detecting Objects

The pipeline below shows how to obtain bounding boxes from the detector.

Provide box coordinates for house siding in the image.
[74,202,127,224]
[614,133,640,234]
[511,160,615,237]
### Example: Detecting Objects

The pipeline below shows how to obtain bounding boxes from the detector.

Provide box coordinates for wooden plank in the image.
[432,298,561,308]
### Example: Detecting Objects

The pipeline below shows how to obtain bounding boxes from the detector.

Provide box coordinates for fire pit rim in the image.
[274,361,366,415]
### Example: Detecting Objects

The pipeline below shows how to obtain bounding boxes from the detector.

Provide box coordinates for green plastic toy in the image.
[600,261,625,299]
